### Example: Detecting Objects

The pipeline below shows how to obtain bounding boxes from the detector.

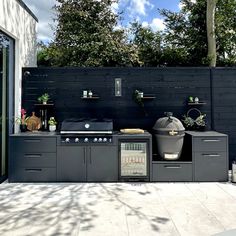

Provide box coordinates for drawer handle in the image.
[202,139,220,142]
[202,154,220,157]
[25,168,42,172]
[24,154,42,158]
[24,139,41,143]
[164,165,181,169]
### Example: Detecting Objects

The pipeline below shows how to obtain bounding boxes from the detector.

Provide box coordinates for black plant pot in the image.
[20,124,28,132]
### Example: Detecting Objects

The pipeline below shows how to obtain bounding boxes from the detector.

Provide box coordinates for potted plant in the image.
[48,117,57,132]
[182,108,206,131]
[38,93,50,104]
[133,89,147,116]
[15,108,29,132]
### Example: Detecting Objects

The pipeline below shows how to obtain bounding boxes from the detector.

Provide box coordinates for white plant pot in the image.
[49,125,56,132]
[43,101,47,105]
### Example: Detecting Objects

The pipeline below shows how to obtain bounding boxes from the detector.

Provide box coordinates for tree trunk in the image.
[206,0,217,67]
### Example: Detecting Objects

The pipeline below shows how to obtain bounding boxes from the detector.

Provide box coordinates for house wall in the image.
[0,0,37,127]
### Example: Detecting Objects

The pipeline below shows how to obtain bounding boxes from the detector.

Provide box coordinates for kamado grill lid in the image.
[153,112,185,135]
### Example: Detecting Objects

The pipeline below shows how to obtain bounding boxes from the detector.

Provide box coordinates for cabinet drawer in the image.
[152,163,192,182]
[9,168,56,182]
[10,152,56,168]
[11,137,56,153]
[193,137,227,152]
[194,152,228,181]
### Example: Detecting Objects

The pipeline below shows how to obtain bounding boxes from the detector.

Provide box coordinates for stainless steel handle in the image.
[24,139,41,143]
[25,168,42,172]
[202,154,220,157]
[84,148,86,164]
[89,147,92,164]
[202,139,220,142]
[24,154,42,158]
[164,165,181,169]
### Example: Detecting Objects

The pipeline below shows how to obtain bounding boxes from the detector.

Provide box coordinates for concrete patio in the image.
[0,182,236,236]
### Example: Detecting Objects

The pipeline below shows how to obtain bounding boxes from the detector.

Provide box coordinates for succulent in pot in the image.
[38,93,50,104]
[48,117,57,132]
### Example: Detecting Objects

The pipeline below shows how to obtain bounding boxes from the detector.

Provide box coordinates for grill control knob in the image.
[109,138,112,143]
[65,138,70,143]
[84,138,89,143]
[85,123,90,129]
[75,138,79,143]
[98,138,102,142]
[93,138,98,142]
[103,138,107,142]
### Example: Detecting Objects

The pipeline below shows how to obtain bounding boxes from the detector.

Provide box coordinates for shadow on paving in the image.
[0,183,170,235]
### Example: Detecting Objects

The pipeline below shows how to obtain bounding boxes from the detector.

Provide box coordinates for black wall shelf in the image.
[141,96,156,100]
[81,96,100,100]
[187,102,207,105]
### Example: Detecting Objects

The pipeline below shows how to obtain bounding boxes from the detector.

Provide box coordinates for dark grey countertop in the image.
[185,131,227,137]
[10,131,152,137]
[10,131,60,137]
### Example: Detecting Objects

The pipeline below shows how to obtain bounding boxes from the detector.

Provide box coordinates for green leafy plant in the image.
[48,117,57,126]
[182,108,206,130]
[133,90,144,107]
[38,93,50,103]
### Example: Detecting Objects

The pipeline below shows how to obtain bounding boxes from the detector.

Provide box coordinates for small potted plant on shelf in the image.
[38,93,50,104]
[48,117,57,132]
[15,108,29,132]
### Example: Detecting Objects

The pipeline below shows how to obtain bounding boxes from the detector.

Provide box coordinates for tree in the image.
[160,0,236,66]
[50,0,139,67]
[131,22,162,67]
[206,0,217,67]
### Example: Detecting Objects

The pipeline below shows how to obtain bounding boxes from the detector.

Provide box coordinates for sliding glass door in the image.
[0,31,14,182]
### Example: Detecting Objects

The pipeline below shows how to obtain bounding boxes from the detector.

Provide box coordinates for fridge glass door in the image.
[120,142,147,177]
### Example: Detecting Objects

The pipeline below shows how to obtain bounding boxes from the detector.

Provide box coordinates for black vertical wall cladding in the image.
[22,67,236,164]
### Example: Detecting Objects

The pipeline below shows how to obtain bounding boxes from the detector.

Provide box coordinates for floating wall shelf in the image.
[141,95,156,100]
[34,104,54,107]
[81,96,100,100]
[187,102,207,105]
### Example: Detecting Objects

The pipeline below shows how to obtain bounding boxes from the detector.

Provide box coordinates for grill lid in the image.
[60,118,113,134]
[153,112,185,134]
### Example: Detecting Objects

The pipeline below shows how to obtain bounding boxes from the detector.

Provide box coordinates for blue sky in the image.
[23,0,181,42]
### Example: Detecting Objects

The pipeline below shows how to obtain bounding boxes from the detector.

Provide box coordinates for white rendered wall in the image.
[0,0,37,130]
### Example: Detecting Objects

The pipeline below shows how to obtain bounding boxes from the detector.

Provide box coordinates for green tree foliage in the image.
[49,0,139,67]
[160,0,236,66]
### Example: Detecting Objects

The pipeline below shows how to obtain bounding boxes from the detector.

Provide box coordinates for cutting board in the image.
[120,128,145,134]
[27,112,41,131]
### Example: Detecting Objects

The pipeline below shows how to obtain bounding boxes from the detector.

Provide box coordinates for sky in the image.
[23,0,181,43]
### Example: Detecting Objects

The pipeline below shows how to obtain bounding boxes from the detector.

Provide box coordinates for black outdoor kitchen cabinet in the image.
[9,134,58,182]
[186,131,228,182]
[57,145,118,182]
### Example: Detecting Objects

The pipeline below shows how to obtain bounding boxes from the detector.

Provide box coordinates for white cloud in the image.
[142,21,149,27]
[23,0,57,42]
[128,0,154,17]
[111,2,119,13]
[178,2,184,10]
[142,18,165,32]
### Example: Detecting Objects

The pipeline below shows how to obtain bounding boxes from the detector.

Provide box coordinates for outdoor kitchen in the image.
[9,67,229,183]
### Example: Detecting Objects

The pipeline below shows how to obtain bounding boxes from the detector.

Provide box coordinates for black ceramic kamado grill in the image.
[60,118,113,144]
[153,112,185,160]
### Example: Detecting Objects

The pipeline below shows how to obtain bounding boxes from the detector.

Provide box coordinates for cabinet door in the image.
[194,152,228,181]
[57,146,86,181]
[87,146,118,182]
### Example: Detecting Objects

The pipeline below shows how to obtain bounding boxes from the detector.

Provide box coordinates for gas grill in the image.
[60,118,114,144]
